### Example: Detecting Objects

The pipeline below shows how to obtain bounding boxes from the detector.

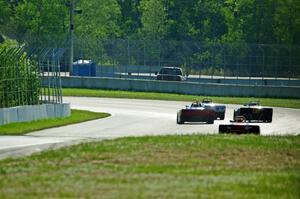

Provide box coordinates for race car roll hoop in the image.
[176,99,226,124]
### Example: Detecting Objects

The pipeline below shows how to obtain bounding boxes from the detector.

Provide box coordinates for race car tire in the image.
[264,111,273,123]
[268,118,272,123]
[218,125,227,133]
[207,117,214,124]
[220,113,225,120]
[233,111,237,120]
[264,118,272,123]
[249,126,260,134]
[177,114,184,124]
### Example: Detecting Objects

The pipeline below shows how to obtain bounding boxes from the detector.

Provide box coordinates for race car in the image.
[233,101,273,123]
[200,98,226,120]
[177,101,216,124]
[219,116,260,134]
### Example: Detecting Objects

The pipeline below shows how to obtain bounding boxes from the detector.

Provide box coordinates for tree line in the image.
[0,0,299,45]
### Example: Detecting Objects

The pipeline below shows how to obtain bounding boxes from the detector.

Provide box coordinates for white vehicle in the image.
[200,98,226,120]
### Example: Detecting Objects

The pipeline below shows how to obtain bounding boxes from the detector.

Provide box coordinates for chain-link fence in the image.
[0,44,64,108]
[69,37,300,80]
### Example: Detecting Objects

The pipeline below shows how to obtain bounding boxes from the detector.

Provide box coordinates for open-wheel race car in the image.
[177,101,216,124]
[219,116,260,134]
[201,98,226,120]
[234,101,273,123]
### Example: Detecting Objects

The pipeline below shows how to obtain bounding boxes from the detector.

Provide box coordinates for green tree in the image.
[0,0,15,41]
[0,0,68,45]
[139,0,168,39]
[274,0,300,45]
[1,0,300,46]
[75,0,121,39]
[118,0,141,38]
[222,0,300,45]
[0,0,12,28]
[165,0,198,40]
[195,0,228,42]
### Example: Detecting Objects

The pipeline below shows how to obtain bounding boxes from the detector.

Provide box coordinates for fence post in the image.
[159,39,161,69]
[289,45,292,81]
[127,38,130,75]
[223,44,226,80]
[275,45,278,81]
[236,44,239,81]
[262,44,265,83]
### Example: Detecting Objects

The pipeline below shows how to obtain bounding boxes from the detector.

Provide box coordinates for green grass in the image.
[0,135,299,198]
[0,110,110,136]
[62,88,300,109]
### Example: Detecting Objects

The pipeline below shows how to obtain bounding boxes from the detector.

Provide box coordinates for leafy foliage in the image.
[0,0,68,45]
[139,0,167,39]
[75,0,121,38]
[0,0,299,45]
[0,0,299,82]
[0,40,40,108]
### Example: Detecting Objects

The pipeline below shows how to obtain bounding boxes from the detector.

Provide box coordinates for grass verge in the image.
[63,88,300,109]
[0,134,299,198]
[0,109,110,136]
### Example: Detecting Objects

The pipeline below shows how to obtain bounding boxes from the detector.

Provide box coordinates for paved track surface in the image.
[1,97,299,159]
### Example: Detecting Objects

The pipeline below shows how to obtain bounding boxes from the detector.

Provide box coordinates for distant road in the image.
[50,72,300,81]
[54,72,300,87]
[1,97,299,159]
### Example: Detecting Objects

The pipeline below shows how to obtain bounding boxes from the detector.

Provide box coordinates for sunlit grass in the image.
[0,134,299,198]
[0,109,110,135]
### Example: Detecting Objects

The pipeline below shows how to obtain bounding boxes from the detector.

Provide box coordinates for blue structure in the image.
[72,60,96,76]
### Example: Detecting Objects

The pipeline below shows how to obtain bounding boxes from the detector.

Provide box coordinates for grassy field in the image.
[0,135,299,198]
[0,110,110,136]
[62,88,300,109]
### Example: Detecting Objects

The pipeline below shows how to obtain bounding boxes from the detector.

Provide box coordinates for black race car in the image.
[219,116,260,134]
[234,101,273,123]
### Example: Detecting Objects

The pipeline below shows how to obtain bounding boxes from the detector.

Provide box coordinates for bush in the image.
[0,39,40,108]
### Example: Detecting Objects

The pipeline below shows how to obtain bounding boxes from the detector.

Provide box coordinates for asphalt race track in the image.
[0,97,300,159]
